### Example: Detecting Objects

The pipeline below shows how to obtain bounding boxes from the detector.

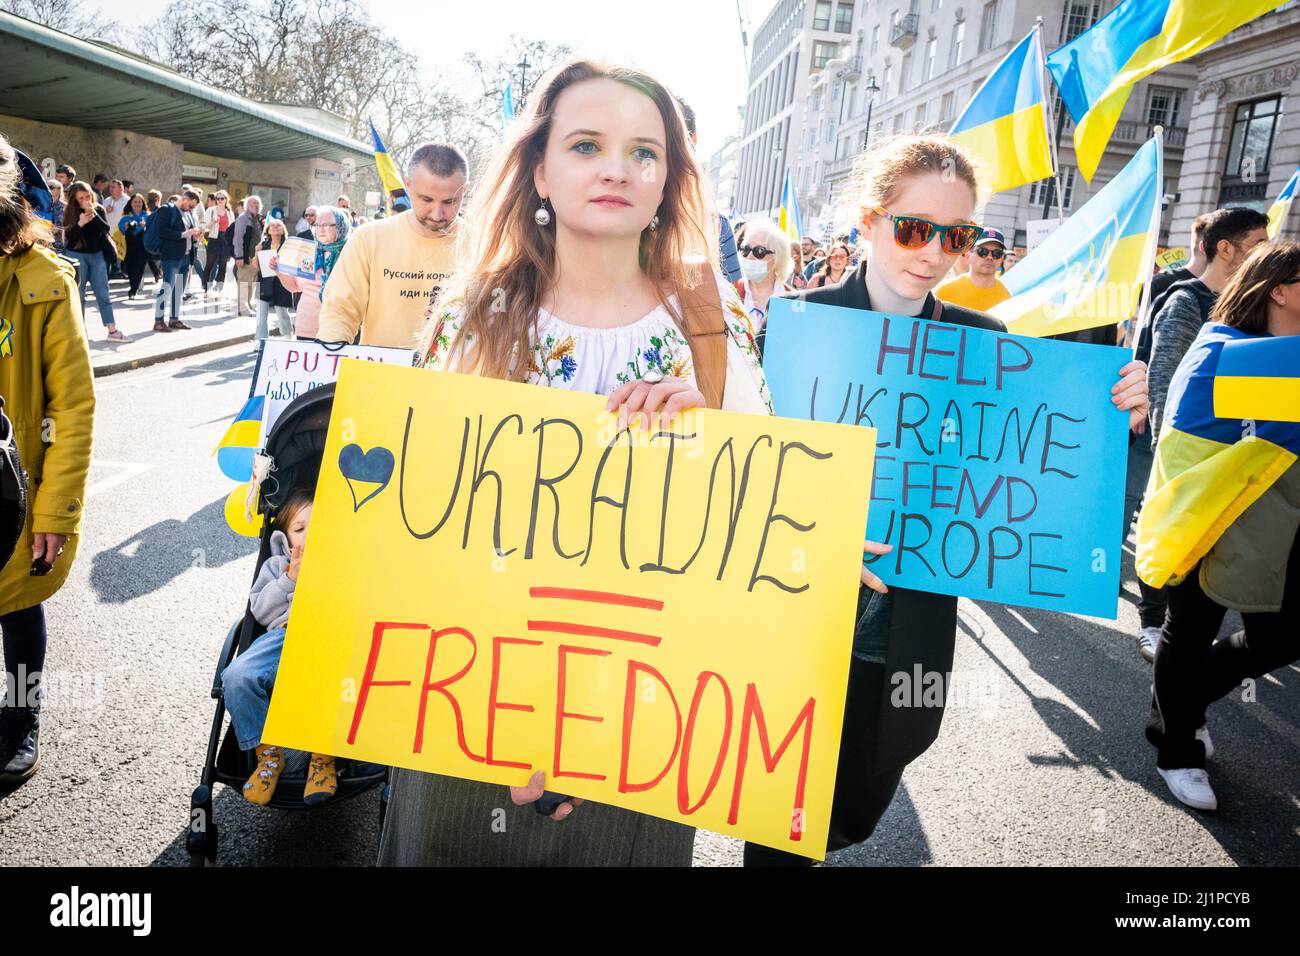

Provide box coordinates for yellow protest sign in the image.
[262,361,876,858]
[1156,247,1189,270]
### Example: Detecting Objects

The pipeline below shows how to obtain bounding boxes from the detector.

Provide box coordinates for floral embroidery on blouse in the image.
[422,310,461,369]
[614,327,693,386]
[531,332,579,384]
[720,281,773,413]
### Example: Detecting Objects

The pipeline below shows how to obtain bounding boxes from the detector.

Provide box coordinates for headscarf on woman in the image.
[311,205,351,299]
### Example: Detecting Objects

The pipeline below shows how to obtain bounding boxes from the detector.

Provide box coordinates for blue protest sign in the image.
[763,297,1129,618]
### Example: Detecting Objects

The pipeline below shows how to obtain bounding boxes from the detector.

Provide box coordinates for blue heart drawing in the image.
[338,443,395,512]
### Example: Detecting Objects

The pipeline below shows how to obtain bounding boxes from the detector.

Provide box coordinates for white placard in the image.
[1026,217,1064,252]
[251,339,419,445]
[257,249,276,278]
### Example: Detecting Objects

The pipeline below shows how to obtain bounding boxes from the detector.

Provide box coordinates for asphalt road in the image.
[1,344,1295,866]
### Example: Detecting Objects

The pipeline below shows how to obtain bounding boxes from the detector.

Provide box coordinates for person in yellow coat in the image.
[0,134,95,785]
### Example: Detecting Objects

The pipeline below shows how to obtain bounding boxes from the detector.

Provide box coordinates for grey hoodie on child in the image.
[249,529,297,629]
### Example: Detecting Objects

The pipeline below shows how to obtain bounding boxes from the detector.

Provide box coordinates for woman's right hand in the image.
[510,770,584,820]
[861,539,893,594]
[78,210,93,226]
[269,254,278,271]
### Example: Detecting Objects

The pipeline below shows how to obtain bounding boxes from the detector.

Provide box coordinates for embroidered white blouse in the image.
[421,273,774,416]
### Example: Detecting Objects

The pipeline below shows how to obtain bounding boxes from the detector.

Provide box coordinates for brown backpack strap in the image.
[674,274,729,410]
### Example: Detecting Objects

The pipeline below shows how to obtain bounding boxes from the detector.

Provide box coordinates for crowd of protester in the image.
[0,50,1294,865]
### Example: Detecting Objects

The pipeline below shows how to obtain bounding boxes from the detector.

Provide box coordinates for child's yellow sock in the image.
[303,753,338,806]
[242,744,285,806]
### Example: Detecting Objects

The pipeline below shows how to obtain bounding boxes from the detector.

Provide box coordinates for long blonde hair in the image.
[419,58,717,379]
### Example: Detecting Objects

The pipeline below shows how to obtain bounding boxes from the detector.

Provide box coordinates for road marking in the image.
[94,344,254,391]
[86,460,155,498]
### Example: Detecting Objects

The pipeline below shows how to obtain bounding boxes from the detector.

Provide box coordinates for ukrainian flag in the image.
[213,395,264,483]
[1213,334,1300,423]
[991,136,1161,338]
[1267,167,1299,239]
[1048,0,1288,183]
[369,121,410,212]
[1136,325,1300,588]
[948,29,1053,194]
[778,168,802,245]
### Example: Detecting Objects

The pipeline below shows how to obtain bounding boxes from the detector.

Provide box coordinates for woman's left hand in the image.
[32,532,68,568]
[606,377,706,431]
[1112,359,1150,432]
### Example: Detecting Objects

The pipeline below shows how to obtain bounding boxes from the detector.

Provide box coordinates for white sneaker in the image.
[1158,766,1217,811]
[1196,725,1214,760]
[1137,626,1160,663]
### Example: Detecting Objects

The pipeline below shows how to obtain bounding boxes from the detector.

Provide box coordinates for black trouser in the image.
[1125,437,1167,626]
[1,604,46,708]
[1147,531,1299,769]
[124,233,148,296]
[202,237,232,291]
[744,657,906,866]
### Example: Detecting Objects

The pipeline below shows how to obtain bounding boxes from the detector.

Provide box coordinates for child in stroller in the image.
[220,489,338,806]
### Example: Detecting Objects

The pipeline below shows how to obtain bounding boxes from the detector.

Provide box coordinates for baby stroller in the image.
[187,382,389,866]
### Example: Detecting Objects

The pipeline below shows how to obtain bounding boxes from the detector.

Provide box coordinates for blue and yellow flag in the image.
[1267,167,1299,239]
[1213,335,1300,423]
[991,136,1161,338]
[502,82,516,136]
[213,394,264,483]
[778,168,802,245]
[1047,0,1288,182]
[949,29,1053,194]
[369,121,410,212]
[1137,325,1300,588]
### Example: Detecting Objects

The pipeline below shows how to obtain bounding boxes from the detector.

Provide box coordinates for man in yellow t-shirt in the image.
[935,227,1012,314]
[316,143,468,348]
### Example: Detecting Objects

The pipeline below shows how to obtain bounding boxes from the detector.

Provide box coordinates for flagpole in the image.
[1035,18,1067,224]
[1130,127,1166,355]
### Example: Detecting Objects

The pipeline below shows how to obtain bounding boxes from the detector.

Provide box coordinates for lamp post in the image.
[863,75,880,150]
[770,144,785,219]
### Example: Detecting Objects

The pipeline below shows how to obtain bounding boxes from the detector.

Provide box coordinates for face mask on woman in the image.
[739,257,770,282]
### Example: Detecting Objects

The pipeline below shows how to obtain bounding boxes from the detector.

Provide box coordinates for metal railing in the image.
[890,14,919,48]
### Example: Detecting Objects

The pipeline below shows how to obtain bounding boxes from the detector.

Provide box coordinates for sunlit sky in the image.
[81,0,783,157]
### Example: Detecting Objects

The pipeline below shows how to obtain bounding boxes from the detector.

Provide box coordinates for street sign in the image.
[1026,217,1063,252]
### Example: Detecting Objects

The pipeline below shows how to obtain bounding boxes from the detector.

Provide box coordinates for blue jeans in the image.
[154,257,188,321]
[221,627,285,751]
[65,249,117,327]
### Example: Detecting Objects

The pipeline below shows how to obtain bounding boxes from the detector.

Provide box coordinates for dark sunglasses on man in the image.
[974,245,1005,260]
[740,244,775,260]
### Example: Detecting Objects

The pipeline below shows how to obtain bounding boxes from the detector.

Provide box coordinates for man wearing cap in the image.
[935,228,1012,312]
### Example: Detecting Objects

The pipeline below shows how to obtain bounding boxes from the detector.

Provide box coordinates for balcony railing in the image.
[1219,177,1269,204]
[839,55,862,81]
[890,14,919,48]
[1058,116,1187,148]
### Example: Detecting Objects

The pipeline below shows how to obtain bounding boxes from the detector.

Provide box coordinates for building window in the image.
[893,112,906,133]
[924,36,937,81]
[813,40,840,69]
[979,0,999,53]
[1224,95,1284,181]
[1059,1,1102,43]
[940,91,955,123]
[932,0,942,10]
[1029,167,1077,210]
[871,24,880,57]
[949,20,965,67]
[916,102,929,128]
[900,52,913,91]
[835,1,854,33]
[1147,87,1183,129]
[883,62,894,98]
[814,0,832,31]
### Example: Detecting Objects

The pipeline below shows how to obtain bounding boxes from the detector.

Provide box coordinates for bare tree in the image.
[1,0,122,43]
[463,36,573,123]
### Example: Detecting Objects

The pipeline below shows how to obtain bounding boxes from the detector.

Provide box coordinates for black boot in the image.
[0,705,40,785]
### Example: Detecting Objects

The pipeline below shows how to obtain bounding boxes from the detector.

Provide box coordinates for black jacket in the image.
[258,236,295,307]
[774,262,1004,770]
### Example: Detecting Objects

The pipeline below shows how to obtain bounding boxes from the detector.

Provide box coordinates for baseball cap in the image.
[975,227,1007,249]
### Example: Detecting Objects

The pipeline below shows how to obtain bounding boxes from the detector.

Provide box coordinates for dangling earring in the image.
[534,198,551,227]
[648,214,659,231]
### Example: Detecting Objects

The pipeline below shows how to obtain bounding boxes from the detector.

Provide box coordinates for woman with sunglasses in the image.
[806,241,852,290]
[934,227,1011,311]
[733,219,794,331]
[745,134,1150,866]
